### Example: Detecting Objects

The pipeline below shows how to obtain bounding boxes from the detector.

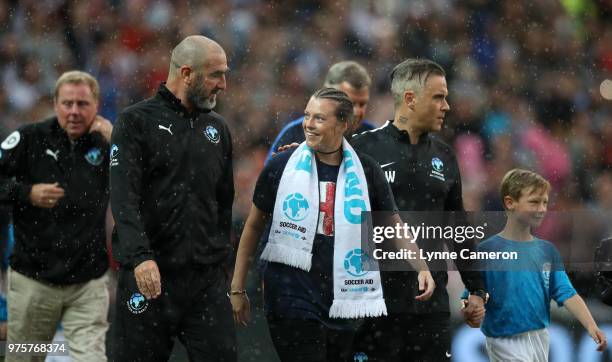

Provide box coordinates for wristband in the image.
[227,289,247,297]
[470,289,489,304]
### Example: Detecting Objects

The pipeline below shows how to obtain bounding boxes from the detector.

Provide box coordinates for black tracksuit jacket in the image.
[110,85,234,271]
[351,120,484,314]
[0,117,109,284]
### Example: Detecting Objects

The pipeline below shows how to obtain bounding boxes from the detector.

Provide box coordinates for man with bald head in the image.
[110,35,235,361]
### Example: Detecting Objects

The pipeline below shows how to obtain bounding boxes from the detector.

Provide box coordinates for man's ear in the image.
[503,196,514,210]
[404,90,416,110]
[180,66,192,83]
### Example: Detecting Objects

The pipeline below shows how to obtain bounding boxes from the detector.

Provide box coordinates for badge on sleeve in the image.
[1,131,21,150]
[110,144,119,167]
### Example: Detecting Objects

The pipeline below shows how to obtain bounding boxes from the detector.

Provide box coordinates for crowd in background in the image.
[1,0,611,289]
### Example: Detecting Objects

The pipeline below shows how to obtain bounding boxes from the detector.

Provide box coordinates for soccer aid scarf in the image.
[260,139,387,318]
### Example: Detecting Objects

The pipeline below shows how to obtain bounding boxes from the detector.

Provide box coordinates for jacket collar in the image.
[386,119,430,144]
[48,117,98,148]
[155,83,212,116]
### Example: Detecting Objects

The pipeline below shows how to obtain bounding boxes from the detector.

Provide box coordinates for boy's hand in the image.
[589,326,607,352]
[462,295,485,328]
[564,294,607,351]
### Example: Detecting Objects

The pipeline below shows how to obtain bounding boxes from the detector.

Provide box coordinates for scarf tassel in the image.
[329,298,388,318]
[260,243,312,272]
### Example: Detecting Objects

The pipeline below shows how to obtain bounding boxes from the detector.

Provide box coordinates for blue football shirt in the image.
[476,235,577,337]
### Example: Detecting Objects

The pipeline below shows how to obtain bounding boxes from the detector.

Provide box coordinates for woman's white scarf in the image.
[261,139,387,318]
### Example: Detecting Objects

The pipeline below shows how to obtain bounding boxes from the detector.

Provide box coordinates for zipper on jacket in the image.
[187,117,195,264]
[70,141,76,163]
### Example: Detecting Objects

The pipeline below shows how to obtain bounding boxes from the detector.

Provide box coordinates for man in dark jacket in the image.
[352,59,487,361]
[110,35,235,361]
[0,70,112,361]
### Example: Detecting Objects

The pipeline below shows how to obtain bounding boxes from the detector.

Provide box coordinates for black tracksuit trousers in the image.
[110,265,236,362]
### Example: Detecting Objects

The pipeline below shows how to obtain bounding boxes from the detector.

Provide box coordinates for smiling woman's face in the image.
[302,97,347,153]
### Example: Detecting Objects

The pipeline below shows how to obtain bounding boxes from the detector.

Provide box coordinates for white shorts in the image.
[485,328,549,362]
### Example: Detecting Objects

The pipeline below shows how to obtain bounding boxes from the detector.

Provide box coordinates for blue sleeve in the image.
[549,246,577,306]
[2,223,13,270]
[0,294,6,321]
[551,271,577,306]
[265,119,304,164]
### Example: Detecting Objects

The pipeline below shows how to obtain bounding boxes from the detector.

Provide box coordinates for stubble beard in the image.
[186,76,216,111]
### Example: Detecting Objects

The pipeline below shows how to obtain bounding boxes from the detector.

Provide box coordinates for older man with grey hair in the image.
[0,70,112,362]
[110,35,235,361]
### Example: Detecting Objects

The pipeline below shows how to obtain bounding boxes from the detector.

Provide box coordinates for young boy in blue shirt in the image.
[474,169,607,361]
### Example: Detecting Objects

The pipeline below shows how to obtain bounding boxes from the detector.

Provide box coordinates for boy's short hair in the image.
[500,169,551,208]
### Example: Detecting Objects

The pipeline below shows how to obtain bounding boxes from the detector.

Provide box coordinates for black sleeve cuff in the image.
[16,183,32,204]
[462,271,486,293]
[130,252,155,269]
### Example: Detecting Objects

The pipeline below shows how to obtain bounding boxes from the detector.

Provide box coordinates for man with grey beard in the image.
[109,35,235,361]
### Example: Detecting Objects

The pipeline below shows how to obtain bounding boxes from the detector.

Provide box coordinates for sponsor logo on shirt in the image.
[429,157,445,181]
[158,124,173,135]
[110,144,119,167]
[46,149,59,161]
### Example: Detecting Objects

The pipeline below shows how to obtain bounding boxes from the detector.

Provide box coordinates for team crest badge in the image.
[85,147,104,166]
[432,157,444,172]
[429,157,446,181]
[204,126,220,143]
[127,292,148,314]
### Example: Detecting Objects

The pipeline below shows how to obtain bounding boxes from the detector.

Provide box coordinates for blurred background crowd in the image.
[1,0,611,220]
[1,0,611,313]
